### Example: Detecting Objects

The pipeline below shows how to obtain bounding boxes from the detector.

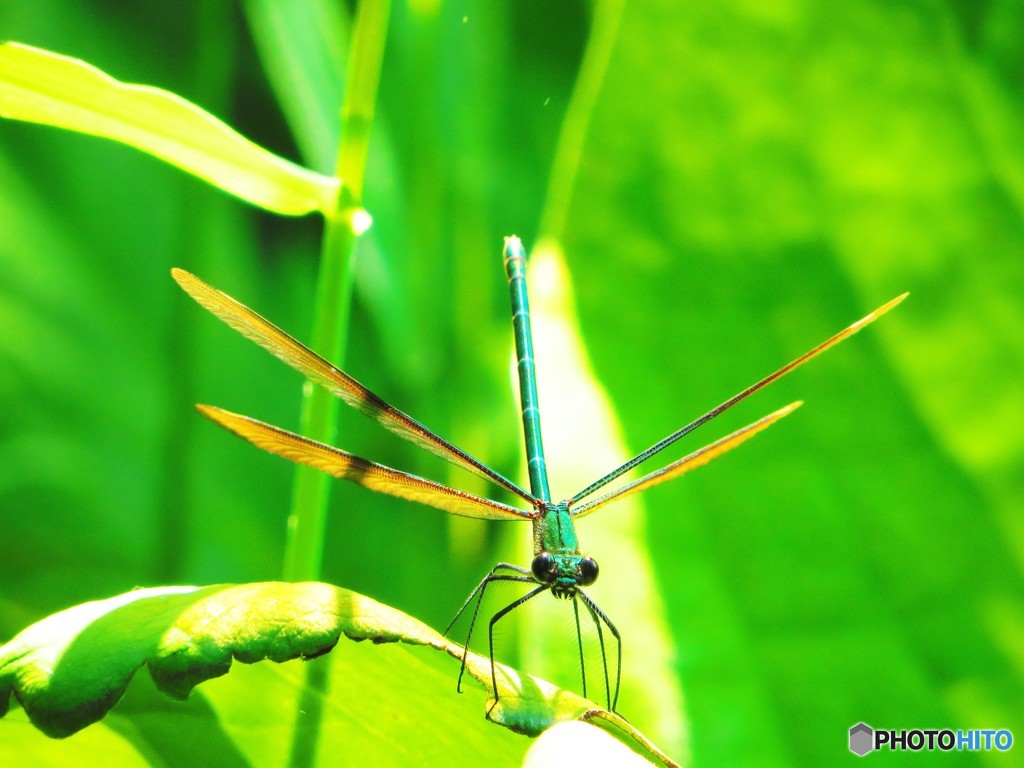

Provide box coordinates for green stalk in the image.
[282,3,389,767]
[537,0,625,241]
[282,0,391,583]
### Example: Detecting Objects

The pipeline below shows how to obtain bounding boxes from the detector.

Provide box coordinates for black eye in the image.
[578,557,599,586]
[531,552,556,583]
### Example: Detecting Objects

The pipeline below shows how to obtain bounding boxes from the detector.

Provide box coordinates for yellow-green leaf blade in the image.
[0,582,673,753]
[0,42,338,215]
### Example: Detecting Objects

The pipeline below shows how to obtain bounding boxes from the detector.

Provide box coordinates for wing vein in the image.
[197,405,535,521]
[172,268,536,506]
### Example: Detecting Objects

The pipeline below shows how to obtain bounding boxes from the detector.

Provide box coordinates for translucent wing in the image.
[197,405,536,521]
[570,402,802,518]
[570,293,907,505]
[172,268,536,506]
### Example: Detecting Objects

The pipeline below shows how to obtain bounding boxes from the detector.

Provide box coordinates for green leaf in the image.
[0,583,680,765]
[0,583,558,735]
[0,42,338,215]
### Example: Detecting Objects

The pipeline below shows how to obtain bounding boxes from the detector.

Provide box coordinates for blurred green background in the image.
[1,0,1022,766]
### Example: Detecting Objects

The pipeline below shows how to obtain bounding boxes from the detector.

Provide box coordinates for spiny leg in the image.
[572,598,587,700]
[452,573,535,694]
[487,584,550,713]
[579,590,622,711]
[445,563,531,635]
[445,563,533,693]
[578,596,611,709]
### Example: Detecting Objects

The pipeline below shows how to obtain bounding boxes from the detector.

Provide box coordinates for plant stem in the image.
[537,0,625,241]
[284,2,390,766]
[282,0,391,583]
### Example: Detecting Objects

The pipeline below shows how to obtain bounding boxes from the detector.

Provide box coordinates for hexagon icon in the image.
[849,723,874,756]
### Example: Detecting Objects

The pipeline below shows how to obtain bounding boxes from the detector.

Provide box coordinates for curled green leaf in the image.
[0,42,339,215]
[0,583,595,739]
[0,583,679,763]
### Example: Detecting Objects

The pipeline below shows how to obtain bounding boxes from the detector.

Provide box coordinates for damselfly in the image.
[173,237,904,712]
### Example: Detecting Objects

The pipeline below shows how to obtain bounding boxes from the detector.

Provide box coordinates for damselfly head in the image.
[531,551,599,597]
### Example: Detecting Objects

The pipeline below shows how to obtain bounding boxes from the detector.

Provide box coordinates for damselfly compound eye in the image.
[531,552,556,583]
[579,557,599,586]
